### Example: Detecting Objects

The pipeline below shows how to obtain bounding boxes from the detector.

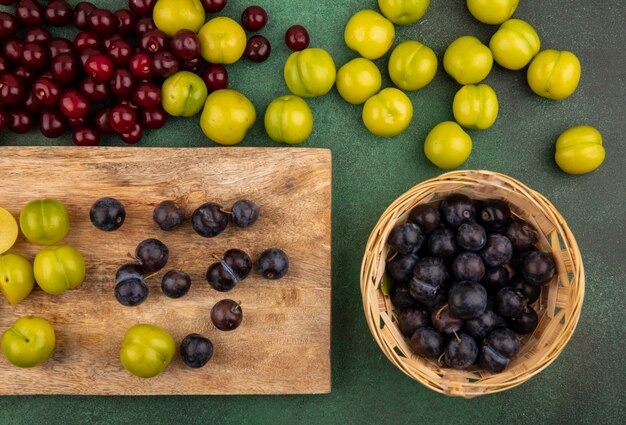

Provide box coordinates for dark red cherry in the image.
[15,0,43,27]
[285,25,309,51]
[84,54,114,82]
[129,0,157,16]
[20,42,47,71]
[0,55,8,74]
[24,27,51,44]
[170,29,200,60]
[141,105,167,129]
[67,115,88,129]
[107,39,132,67]
[152,51,179,78]
[201,63,228,92]
[3,39,23,63]
[13,65,36,84]
[244,35,271,63]
[241,5,267,32]
[89,9,116,33]
[72,125,101,146]
[74,31,100,52]
[73,1,96,31]
[59,89,90,119]
[182,57,201,72]
[79,76,110,102]
[200,0,226,13]
[0,73,25,106]
[24,90,43,114]
[0,12,17,40]
[94,108,114,134]
[120,122,143,144]
[44,0,73,27]
[110,68,136,98]
[47,37,74,57]
[134,16,156,34]
[51,53,80,85]
[8,108,34,133]
[79,47,103,67]
[39,108,67,138]
[114,9,135,36]
[133,81,161,109]
[140,29,169,54]
[109,103,137,133]
[129,52,152,79]
[32,77,62,107]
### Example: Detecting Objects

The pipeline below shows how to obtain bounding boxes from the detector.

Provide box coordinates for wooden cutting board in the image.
[0,147,332,395]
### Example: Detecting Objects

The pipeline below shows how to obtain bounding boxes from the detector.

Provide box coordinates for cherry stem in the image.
[219,208,233,216]
[437,352,445,366]
[144,271,159,280]
[386,251,398,263]
[435,304,448,321]
[211,254,222,262]
[453,330,461,344]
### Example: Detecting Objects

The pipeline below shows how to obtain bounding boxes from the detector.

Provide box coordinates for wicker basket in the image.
[360,170,584,397]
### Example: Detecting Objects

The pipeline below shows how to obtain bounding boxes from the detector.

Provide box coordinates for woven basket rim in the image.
[360,170,585,398]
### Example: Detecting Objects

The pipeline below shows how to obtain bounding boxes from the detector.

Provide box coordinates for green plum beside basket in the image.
[360,170,584,397]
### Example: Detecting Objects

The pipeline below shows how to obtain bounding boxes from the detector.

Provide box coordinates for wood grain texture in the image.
[0,147,332,395]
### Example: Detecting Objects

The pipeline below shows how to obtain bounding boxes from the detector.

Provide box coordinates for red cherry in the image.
[107,39,133,67]
[47,37,74,57]
[201,64,228,92]
[84,54,114,82]
[141,105,167,129]
[14,65,37,85]
[170,29,200,61]
[285,25,309,51]
[140,29,169,54]
[24,90,43,114]
[89,9,116,34]
[8,108,34,133]
[74,2,96,31]
[120,122,143,144]
[0,12,17,40]
[51,52,80,85]
[129,0,157,16]
[40,108,68,138]
[32,77,62,107]
[72,126,101,146]
[129,52,153,79]
[44,0,73,27]
[109,104,137,133]
[79,76,110,103]
[94,108,114,134]
[200,0,227,13]
[133,81,161,110]
[3,39,23,63]
[15,0,43,27]
[110,68,136,98]
[152,51,179,78]
[67,115,88,129]
[24,27,51,44]
[114,9,136,36]
[244,35,271,63]
[0,73,26,106]
[0,55,8,74]
[135,16,156,34]
[74,31,100,52]
[20,42,47,71]
[182,57,202,72]
[59,89,90,119]
[241,6,267,32]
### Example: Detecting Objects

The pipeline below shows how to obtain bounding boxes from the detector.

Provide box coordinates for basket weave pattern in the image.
[360,170,584,397]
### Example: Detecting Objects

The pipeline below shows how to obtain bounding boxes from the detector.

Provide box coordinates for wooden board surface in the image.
[0,147,332,395]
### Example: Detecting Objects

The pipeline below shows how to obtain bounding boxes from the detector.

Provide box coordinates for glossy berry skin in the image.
[67,116,88,129]
[410,327,443,358]
[223,249,253,280]
[408,276,439,305]
[192,203,228,238]
[285,25,310,51]
[129,0,156,16]
[409,257,446,304]
[257,248,289,280]
[115,277,149,306]
[89,9,116,33]
[45,0,73,27]
[480,233,513,267]
[80,76,110,103]
[120,122,143,144]
[480,266,509,295]
[244,35,271,63]
[231,199,259,228]
[74,2,96,30]
[398,307,429,337]
[15,0,43,27]
[153,200,185,231]
[408,204,440,235]
[211,299,242,331]
[487,328,520,358]
[201,0,227,13]
[107,39,133,67]
[135,238,169,273]
[72,126,101,146]
[51,53,80,85]
[3,39,22,63]
[129,53,153,79]
[479,344,509,373]
[152,51,180,78]
[427,228,458,258]
[180,334,213,368]
[90,197,126,231]
[8,109,34,133]
[388,223,424,255]
[182,57,201,72]
[0,56,8,74]
[114,9,135,35]
[116,263,144,284]
[476,199,510,232]
[494,287,527,318]
[505,219,538,251]
[134,16,156,34]
[207,262,238,292]
[508,306,539,334]
[74,31,100,51]
[32,77,61,107]
[14,65,36,85]
[0,74,25,106]
[24,27,51,44]
[456,222,487,251]
[109,104,137,133]
[385,253,418,284]
[60,89,90,119]
[521,250,556,285]
[241,6,267,32]
[509,275,541,304]
[431,303,463,334]
[171,29,201,60]
[448,281,487,319]
[443,333,478,369]
[0,12,17,39]
[39,108,67,138]
[389,282,417,310]
[464,308,505,339]
[140,29,169,54]
[20,42,47,71]
[133,81,161,109]
[452,252,485,282]
[94,108,114,134]
[141,106,167,129]
[161,270,191,298]
[84,54,114,82]
[440,194,475,229]
[47,38,74,57]
[201,64,228,92]
[24,91,42,114]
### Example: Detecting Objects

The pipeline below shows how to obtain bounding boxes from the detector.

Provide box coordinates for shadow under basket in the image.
[360,170,585,397]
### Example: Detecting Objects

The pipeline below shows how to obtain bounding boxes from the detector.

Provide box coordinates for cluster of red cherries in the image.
[0,0,311,145]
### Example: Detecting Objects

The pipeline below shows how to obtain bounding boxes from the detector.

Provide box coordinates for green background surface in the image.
[1,0,625,424]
